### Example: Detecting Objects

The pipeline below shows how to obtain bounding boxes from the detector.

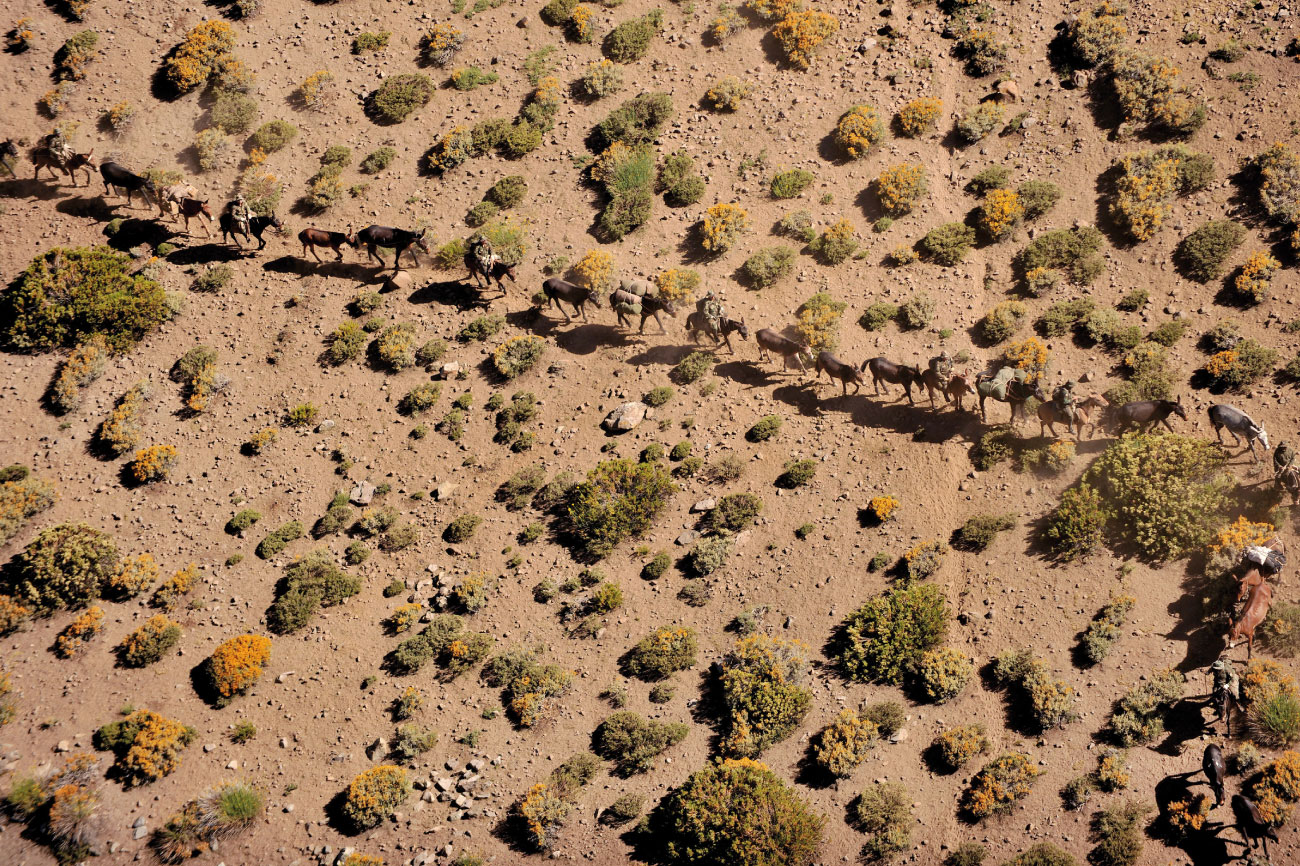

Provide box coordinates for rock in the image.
[226,759,239,770]
[384,271,414,293]
[133,824,148,840]
[469,757,486,772]
[315,419,335,432]
[691,498,716,513]
[440,362,461,378]
[367,738,388,761]
[435,777,455,792]
[602,402,647,432]
[284,804,295,813]
[55,740,70,753]
[675,530,700,546]
[997,79,1021,101]
[889,729,909,744]
[1078,371,1092,383]
[350,481,376,506]
[434,482,457,501]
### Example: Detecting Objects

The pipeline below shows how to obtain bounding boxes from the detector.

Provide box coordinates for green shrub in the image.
[946,844,989,866]
[654,759,825,866]
[718,634,812,757]
[916,647,974,703]
[265,549,358,633]
[931,724,990,772]
[1003,844,1077,866]
[838,584,948,684]
[1019,226,1106,285]
[967,165,1011,194]
[465,201,499,228]
[1248,687,1300,746]
[955,102,1003,143]
[443,514,481,544]
[809,219,859,265]
[565,459,675,558]
[1017,180,1061,219]
[255,521,302,559]
[3,246,167,353]
[742,246,797,289]
[687,535,731,576]
[450,66,498,91]
[493,335,545,379]
[211,90,258,135]
[770,169,814,199]
[897,293,936,330]
[852,781,911,861]
[593,91,673,150]
[859,302,899,331]
[1080,594,1136,665]
[593,711,688,774]
[117,614,182,667]
[1107,669,1184,746]
[980,300,1027,343]
[921,222,975,266]
[746,415,782,443]
[1090,800,1147,866]
[313,503,353,538]
[1176,220,1245,283]
[8,522,118,612]
[673,351,715,385]
[777,459,817,488]
[372,73,434,123]
[604,11,663,63]
[993,648,1078,730]
[960,753,1041,821]
[1147,320,1187,347]
[1262,600,1300,658]
[486,175,527,209]
[353,31,390,53]
[622,625,696,680]
[250,119,296,152]
[359,147,396,175]
[954,513,1015,551]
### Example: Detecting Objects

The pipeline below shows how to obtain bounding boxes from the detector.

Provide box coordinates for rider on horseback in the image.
[230,193,252,235]
[1053,379,1078,434]
[1275,440,1296,479]
[1211,657,1241,704]
[44,128,73,163]
[697,290,725,335]
[470,236,498,276]
[929,350,952,383]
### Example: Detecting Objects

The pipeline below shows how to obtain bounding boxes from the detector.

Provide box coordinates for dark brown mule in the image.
[609,290,676,335]
[685,313,749,354]
[31,146,95,186]
[816,351,865,397]
[754,329,809,373]
[1203,745,1226,806]
[100,160,155,207]
[863,357,923,404]
[220,212,282,250]
[1114,397,1187,434]
[541,278,602,323]
[465,253,517,292]
[1037,393,1109,440]
[1234,537,1286,604]
[299,226,357,262]
[976,372,1047,424]
[172,198,212,238]
[1232,795,1279,859]
[1279,466,1300,506]
[1,140,19,177]
[921,368,974,410]
[356,225,429,271]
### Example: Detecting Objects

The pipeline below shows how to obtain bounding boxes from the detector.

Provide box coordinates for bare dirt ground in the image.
[2,0,1300,864]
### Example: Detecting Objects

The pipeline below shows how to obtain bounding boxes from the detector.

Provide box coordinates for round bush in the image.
[566,459,676,558]
[838,584,948,684]
[372,74,433,123]
[916,647,974,703]
[11,523,119,611]
[342,766,410,830]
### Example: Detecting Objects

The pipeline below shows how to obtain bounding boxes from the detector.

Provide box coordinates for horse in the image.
[816,351,865,397]
[1114,397,1187,434]
[356,225,430,271]
[1231,795,1279,859]
[298,226,357,262]
[465,252,517,292]
[1234,538,1286,605]
[1203,744,1226,807]
[609,289,676,335]
[1037,393,1109,440]
[685,313,749,354]
[99,161,154,207]
[863,357,923,404]
[1227,580,1273,658]
[1212,683,1237,738]
[1279,465,1300,506]
[1,140,19,177]
[220,212,282,250]
[976,369,1047,425]
[921,368,974,410]
[31,146,95,186]
[754,329,809,373]
[541,278,601,323]
[1207,404,1270,463]
[172,198,212,238]
[157,183,198,219]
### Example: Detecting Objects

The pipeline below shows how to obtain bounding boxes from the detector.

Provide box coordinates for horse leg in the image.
[723,333,734,355]
[309,245,323,263]
[904,382,914,405]
[334,244,345,262]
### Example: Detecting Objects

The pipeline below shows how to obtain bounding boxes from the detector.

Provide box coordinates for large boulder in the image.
[602,402,647,432]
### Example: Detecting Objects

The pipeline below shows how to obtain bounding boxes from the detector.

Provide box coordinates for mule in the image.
[1037,393,1109,440]
[1228,580,1273,658]
[863,357,923,404]
[976,370,1047,425]
[0,140,17,177]
[541,278,601,323]
[1212,685,1237,738]
[172,198,212,238]
[685,313,749,354]
[1208,404,1269,462]
[157,183,198,219]
[609,290,676,335]
[31,146,95,186]
[356,225,430,271]
[1202,744,1226,806]
[921,368,974,410]
[1279,465,1300,506]
[465,253,517,291]
[220,212,282,250]
[299,226,357,262]
[754,329,809,373]
[816,351,865,397]
[1233,537,1286,605]
[1114,397,1187,434]
[99,161,154,206]
[1232,795,1279,859]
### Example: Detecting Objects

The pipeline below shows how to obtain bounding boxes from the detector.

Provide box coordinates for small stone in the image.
[133,825,148,840]
[675,530,700,546]
[226,760,239,770]
[55,740,70,752]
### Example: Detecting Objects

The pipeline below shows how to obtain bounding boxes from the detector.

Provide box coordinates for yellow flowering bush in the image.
[875,163,928,216]
[834,104,886,157]
[494,335,546,379]
[207,634,271,705]
[131,445,176,484]
[1205,350,1238,380]
[705,76,755,111]
[1257,142,1300,224]
[50,334,108,413]
[931,723,989,770]
[568,5,596,43]
[1111,150,1178,241]
[1249,751,1300,827]
[1046,439,1076,473]
[97,708,197,785]
[165,20,237,93]
[299,69,335,111]
[376,322,417,370]
[108,553,159,598]
[652,268,701,304]
[388,603,422,634]
[700,203,750,253]
[1235,250,1280,304]
[718,634,812,757]
[428,126,475,172]
[745,0,803,20]
[813,706,878,776]
[772,10,839,69]
[421,24,464,66]
[342,765,410,830]
[0,471,57,545]
[151,564,198,611]
[246,427,278,454]
[710,6,744,41]
[868,495,899,522]
[1166,793,1212,836]
[518,781,569,847]
[574,249,615,292]
[1210,516,1274,555]
[1002,337,1050,382]
[55,606,104,658]
[117,614,181,667]
[960,752,1041,820]
[0,595,30,635]
[903,540,947,581]
[794,292,845,352]
[978,189,1024,240]
[1242,658,1297,705]
[896,97,943,137]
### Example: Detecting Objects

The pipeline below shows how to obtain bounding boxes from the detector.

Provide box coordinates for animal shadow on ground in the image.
[169,244,243,266]
[1149,773,1235,865]
[770,380,823,418]
[624,342,692,368]
[409,278,491,311]
[0,177,64,200]
[105,218,174,252]
[1153,698,1215,756]
[713,360,781,390]
[1166,556,1232,673]
[55,195,115,221]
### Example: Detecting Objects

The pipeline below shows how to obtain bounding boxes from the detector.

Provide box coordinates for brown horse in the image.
[1228,580,1273,658]
[31,146,95,186]
[1278,466,1300,506]
[541,278,602,323]
[976,370,1047,425]
[1,140,19,176]
[1114,397,1187,434]
[299,226,357,262]
[685,313,749,354]
[1037,393,1109,440]
[754,329,809,373]
[609,290,676,334]
[465,253,517,292]
[921,368,974,410]
[816,351,865,397]
[863,357,923,404]
[1234,537,1286,604]
[172,198,213,237]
